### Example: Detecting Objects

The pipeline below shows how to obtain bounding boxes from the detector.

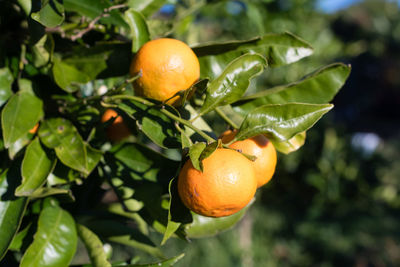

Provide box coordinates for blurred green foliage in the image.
[161,0,400,266]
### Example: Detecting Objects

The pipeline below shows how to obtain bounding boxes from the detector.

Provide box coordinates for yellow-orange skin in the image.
[101,109,131,142]
[221,130,277,188]
[129,38,200,105]
[29,123,39,134]
[178,148,257,217]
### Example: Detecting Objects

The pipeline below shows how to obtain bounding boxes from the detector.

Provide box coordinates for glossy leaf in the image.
[180,132,192,149]
[31,34,54,68]
[8,133,32,160]
[272,131,307,154]
[39,118,102,176]
[185,202,252,238]
[17,0,32,15]
[1,91,43,148]
[235,63,351,114]
[0,67,13,107]
[54,133,96,176]
[118,100,181,149]
[38,118,76,148]
[76,224,111,267]
[0,169,28,260]
[111,142,180,183]
[189,142,206,171]
[181,104,215,142]
[8,223,31,251]
[193,32,313,78]
[64,0,128,28]
[85,220,165,259]
[200,54,267,116]
[31,0,65,28]
[127,0,167,18]
[124,9,150,53]
[20,203,77,267]
[117,253,185,267]
[161,179,192,245]
[16,138,56,196]
[52,56,98,93]
[28,187,74,201]
[235,103,333,142]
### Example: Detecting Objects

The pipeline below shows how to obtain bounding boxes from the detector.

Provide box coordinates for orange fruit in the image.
[220,130,277,188]
[101,109,131,142]
[129,38,200,105]
[29,123,39,134]
[178,148,257,217]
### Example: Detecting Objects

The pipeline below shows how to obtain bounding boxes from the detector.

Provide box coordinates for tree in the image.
[0,0,349,266]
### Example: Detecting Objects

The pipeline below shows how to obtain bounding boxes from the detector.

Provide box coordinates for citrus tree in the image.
[0,0,351,266]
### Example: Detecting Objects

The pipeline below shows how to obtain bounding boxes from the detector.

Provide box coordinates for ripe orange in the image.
[220,130,277,188]
[29,123,39,134]
[129,38,200,105]
[178,148,257,217]
[101,109,131,142]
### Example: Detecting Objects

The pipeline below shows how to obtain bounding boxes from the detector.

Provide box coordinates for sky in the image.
[317,0,400,13]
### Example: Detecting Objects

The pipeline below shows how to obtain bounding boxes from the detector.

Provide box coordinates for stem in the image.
[215,107,239,129]
[105,95,216,143]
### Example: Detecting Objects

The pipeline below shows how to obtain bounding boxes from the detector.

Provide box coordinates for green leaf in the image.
[161,179,192,245]
[193,32,313,78]
[124,9,150,53]
[64,0,128,28]
[53,43,131,91]
[235,103,333,142]
[38,118,102,176]
[235,63,351,114]
[181,104,214,142]
[127,0,167,18]
[52,56,97,93]
[76,224,111,267]
[20,203,77,267]
[118,100,181,149]
[272,131,306,154]
[28,187,74,201]
[1,91,43,148]
[111,142,179,183]
[189,142,206,172]
[0,67,13,107]
[31,34,54,68]
[105,143,179,216]
[16,138,56,196]
[17,0,32,15]
[185,201,252,238]
[115,253,185,267]
[199,53,267,116]
[54,134,98,176]
[180,132,192,149]
[8,133,32,160]
[9,223,31,251]
[0,169,28,260]
[84,220,165,259]
[31,0,65,28]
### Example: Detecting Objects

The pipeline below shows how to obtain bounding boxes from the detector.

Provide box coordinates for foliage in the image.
[0,0,349,266]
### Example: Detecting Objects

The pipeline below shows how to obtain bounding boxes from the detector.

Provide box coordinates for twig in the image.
[104,95,216,143]
[215,107,239,129]
[69,4,128,41]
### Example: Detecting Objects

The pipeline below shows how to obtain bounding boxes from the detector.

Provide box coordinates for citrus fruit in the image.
[220,130,277,188]
[101,109,131,142]
[129,38,200,105]
[29,123,39,134]
[178,148,257,217]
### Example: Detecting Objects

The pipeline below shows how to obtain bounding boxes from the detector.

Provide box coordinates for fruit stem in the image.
[104,95,216,143]
[215,107,239,129]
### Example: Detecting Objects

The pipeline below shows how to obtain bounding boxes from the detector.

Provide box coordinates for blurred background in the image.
[157,0,400,266]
